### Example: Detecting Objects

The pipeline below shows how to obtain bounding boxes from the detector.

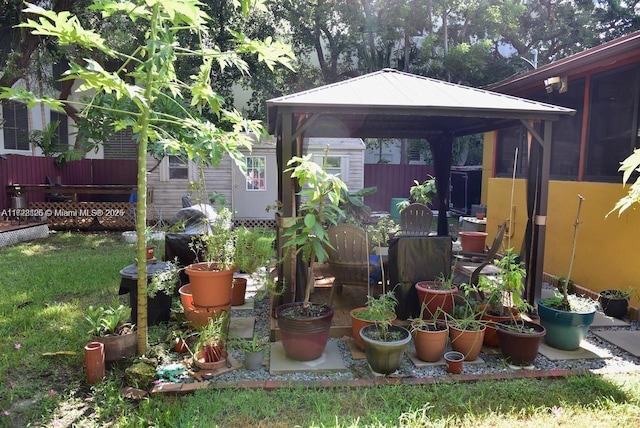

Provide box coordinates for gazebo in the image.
[266,68,575,308]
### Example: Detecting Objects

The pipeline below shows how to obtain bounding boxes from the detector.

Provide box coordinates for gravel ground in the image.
[193,285,640,385]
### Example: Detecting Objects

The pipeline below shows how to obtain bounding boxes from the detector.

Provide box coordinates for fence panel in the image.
[363,164,435,212]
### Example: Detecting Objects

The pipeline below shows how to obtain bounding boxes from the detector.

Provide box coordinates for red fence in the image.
[0,154,137,210]
[363,164,436,212]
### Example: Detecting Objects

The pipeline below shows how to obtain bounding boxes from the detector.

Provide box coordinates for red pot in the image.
[415,281,458,320]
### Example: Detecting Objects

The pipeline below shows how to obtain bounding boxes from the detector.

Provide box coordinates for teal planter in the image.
[390,198,408,220]
[537,299,595,351]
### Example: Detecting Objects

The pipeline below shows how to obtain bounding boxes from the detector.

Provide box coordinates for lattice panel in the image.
[233,218,276,230]
[30,202,136,230]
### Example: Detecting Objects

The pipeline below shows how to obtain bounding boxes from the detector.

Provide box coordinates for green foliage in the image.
[338,186,377,225]
[229,332,269,353]
[235,227,275,274]
[85,304,132,336]
[354,290,398,340]
[608,148,640,217]
[478,249,529,314]
[148,259,181,298]
[189,207,235,269]
[398,177,437,211]
[367,215,398,248]
[282,149,348,306]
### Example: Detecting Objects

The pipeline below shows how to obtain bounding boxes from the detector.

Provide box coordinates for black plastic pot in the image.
[599,291,629,319]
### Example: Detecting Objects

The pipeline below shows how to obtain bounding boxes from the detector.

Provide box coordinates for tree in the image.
[1,0,294,354]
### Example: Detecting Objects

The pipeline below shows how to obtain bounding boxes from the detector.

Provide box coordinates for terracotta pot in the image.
[415,282,458,320]
[276,302,333,361]
[476,212,485,220]
[350,307,397,351]
[459,231,488,253]
[179,284,230,327]
[93,330,137,362]
[185,263,234,309]
[174,337,189,354]
[411,322,448,362]
[146,246,155,260]
[478,305,520,347]
[444,350,464,374]
[84,341,105,384]
[194,349,228,370]
[231,277,247,306]
[448,324,486,361]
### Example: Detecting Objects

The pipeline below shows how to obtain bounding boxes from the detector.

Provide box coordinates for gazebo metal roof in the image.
[267,68,575,308]
[267,68,574,138]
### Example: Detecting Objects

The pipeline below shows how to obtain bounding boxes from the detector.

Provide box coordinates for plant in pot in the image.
[409,304,448,363]
[185,207,236,311]
[358,290,412,375]
[397,176,437,211]
[277,150,347,361]
[446,288,486,361]
[233,227,276,306]
[193,310,230,370]
[350,290,398,351]
[86,304,137,363]
[538,195,597,351]
[599,288,631,319]
[229,332,269,371]
[475,249,526,347]
[414,271,459,320]
[367,215,398,258]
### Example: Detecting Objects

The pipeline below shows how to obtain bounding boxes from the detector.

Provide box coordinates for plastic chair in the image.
[400,203,433,236]
[325,224,371,305]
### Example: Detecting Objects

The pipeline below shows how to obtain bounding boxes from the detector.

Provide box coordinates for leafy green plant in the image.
[608,148,640,216]
[398,176,437,211]
[235,227,275,274]
[600,289,631,300]
[229,332,269,353]
[353,290,398,340]
[338,186,377,225]
[85,304,134,336]
[148,259,181,298]
[478,249,529,316]
[367,215,398,249]
[282,148,348,310]
[448,284,486,331]
[195,311,230,363]
[189,207,236,270]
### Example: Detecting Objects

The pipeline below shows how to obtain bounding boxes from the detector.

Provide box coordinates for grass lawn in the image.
[1,231,639,427]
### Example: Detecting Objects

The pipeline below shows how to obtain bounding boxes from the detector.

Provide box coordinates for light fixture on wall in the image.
[544,76,568,93]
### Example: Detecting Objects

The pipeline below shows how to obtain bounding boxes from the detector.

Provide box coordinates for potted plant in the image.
[367,215,398,257]
[446,289,486,361]
[359,291,411,375]
[277,150,347,361]
[193,311,230,370]
[476,249,525,347]
[397,177,437,211]
[350,291,398,351]
[233,227,276,306]
[85,304,137,363]
[229,332,269,371]
[185,207,236,310]
[538,195,597,351]
[599,289,631,319]
[409,304,449,363]
[415,272,459,320]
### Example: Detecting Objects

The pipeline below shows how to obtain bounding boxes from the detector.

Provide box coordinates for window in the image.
[313,154,346,180]
[2,100,29,151]
[246,156,266,191]
[50,110,69,148]
[168,156,188,179]
[585,64,640,181]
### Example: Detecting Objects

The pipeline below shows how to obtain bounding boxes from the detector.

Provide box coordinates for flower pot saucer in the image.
[134,257,158,264]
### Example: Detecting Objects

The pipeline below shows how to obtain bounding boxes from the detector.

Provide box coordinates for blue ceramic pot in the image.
[537,299,595,351]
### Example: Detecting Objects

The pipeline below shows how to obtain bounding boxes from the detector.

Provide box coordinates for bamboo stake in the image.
[508,148,518,249]
[563,194,585,306]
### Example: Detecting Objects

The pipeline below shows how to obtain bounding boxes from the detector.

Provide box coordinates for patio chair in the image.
[453,221,507,288]
[400,203,433,236]
[325,223,371,306]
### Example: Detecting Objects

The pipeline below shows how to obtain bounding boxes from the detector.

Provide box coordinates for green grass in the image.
[1,232,640,427]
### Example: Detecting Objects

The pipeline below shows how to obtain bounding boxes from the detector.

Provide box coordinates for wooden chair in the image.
[325,223,371,306]
[453,221,507,288]
[400,203,433,236]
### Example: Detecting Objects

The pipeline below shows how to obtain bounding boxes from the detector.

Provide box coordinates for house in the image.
[482,30,640,312]
[147,136,365,225]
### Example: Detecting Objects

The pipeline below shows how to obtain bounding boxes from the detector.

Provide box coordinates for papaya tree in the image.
[1,0,294,353]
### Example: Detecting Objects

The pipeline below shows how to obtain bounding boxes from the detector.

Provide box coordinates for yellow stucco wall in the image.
[486,178,640,307]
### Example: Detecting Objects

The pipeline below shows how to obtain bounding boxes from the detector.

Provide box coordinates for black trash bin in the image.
[119,261,172,326]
